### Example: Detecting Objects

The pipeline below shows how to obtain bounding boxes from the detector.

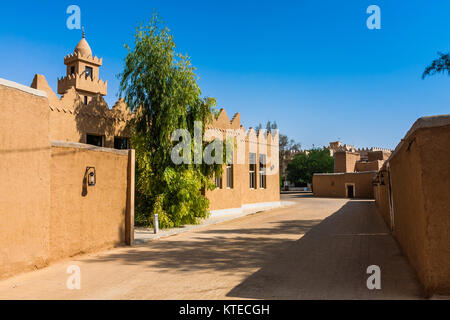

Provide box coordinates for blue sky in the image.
[0,0,449,149]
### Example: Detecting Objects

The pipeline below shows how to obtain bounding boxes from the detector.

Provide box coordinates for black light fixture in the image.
[372,175,380,186]
[86,167,96,186]
[380,173,385,186]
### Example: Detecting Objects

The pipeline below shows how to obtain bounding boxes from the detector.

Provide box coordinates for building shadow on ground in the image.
[84,218,322,273]
[227,200,423,299]
[84,200,423,299]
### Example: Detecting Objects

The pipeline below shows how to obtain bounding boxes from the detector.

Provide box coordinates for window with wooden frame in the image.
[215,173,222,189]
[259,154,267,189]
[226,164,233,189]
[249,152,256,189]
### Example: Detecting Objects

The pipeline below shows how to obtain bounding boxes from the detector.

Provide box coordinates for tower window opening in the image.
[85,66,93,79]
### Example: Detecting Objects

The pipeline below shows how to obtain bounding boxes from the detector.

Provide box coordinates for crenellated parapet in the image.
[31,74,131,120]
[64,52,103,66]
[206,108,278,147]
[355,146,393,153]
[369,147,393,152]
[57,73,107,95]
[327,140,392,158]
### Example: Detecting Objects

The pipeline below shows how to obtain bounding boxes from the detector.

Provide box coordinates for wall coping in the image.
[314,171,377,176]
[51,140,129,155]
[334,151,361,155]
[385,114,450,167]
[403,114,450,141]
[0,77,47,98]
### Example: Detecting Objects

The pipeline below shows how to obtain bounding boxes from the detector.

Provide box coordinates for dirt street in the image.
[0,194,423,299]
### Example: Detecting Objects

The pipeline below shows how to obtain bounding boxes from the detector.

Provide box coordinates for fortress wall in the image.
[0,78,134,279]
[373,115,450,296]
[49,142,133,261]
[0,80,51,279]
[313,171,376,199]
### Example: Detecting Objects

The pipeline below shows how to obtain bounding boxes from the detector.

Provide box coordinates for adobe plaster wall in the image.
[373,115,450,295]
[313,171,376,199]
[387,122,450,295]
[0,80,51,279]
[205,109,280,211]
[373,178,391,229]
[49,143,131,261]
[0,78,134,279]
[334,151,360,173]
[31,74,132,149]
[418,124,450,294]
[355,160,383,172]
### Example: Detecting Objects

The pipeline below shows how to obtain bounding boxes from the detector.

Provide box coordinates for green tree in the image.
[119,14,221,228]
[287,148,333,186]
[422,52,450,78]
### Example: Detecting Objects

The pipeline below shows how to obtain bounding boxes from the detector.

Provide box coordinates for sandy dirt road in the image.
[0,194,423,299]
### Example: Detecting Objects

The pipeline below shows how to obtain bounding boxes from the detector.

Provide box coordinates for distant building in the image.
[326,140,392,160]
[313,141,392,199]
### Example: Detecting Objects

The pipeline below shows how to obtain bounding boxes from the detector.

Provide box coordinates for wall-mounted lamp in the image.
[86,167,96,186]
[380,173,385,186]
[372,176,380,186]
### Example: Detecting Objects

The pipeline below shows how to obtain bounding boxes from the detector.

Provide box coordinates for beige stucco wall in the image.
[373,116,450,296]
[313,171,376,199]
[373,175,391,229]
[48,100,131,148]
[0,80,51,279]
[31,74,132,149]
[334,151,360,173]
[205,109,280,211]
[418,124,450,295]
[355,160,383,172]
[0,78,134,280]
[385,122,450,295]
[207,163,245,211]
[49,142,130,261]
[241,133,280,205]
[368,150,390,162]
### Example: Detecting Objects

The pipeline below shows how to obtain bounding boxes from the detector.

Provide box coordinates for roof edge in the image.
[404,114,450,141]
[313,171,377,176]
[0,77,47,98]
[386,114,450,166]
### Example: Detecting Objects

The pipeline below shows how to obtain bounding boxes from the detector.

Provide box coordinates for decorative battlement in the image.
[30,75,129,121]
[206,108,279,146]
[363,147,393,153]
[64,52,103,66]
[57,73,107,95]
[49,89,133,123]
[327,141,392,157]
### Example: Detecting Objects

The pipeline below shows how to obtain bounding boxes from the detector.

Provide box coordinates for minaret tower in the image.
[57,28,107,104]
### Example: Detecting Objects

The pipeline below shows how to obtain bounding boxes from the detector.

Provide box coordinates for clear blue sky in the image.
[1,0,449,149]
